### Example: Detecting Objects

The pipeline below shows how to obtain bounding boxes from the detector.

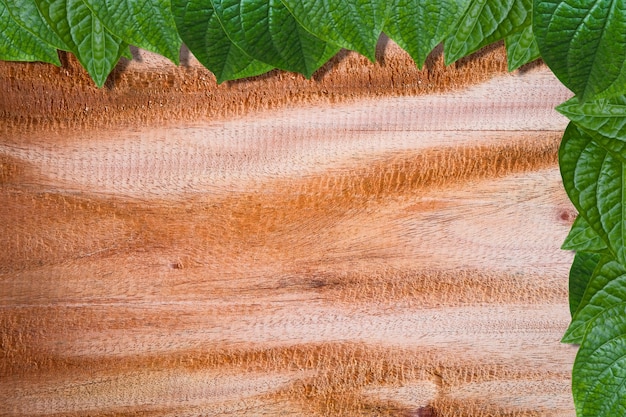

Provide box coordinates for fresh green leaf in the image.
[384,0,470,68]
[534,0,626,101]
[171,0,273,82]
[563,256,625,343]
[281,0,387,61]
[562,215,608,252]
[588,131,626,158]
[573,302,626,416]
[120,45,132,60]
[444,0,532,65]
[3,0,69,51]
[559,123,626,262]
[558,95,626,141]
[34,0,127,87]
[568,251,603,319]
[0,1,60,64]
[212,0,341,77]
[504,22,540,71]
[83,0,182,64]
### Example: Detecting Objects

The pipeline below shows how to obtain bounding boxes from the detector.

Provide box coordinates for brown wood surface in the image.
[1,43,578,416]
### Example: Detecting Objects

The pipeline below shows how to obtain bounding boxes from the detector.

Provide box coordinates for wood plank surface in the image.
[1,43,578,416]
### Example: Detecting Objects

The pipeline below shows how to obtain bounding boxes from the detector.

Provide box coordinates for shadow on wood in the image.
[0,42,577,417]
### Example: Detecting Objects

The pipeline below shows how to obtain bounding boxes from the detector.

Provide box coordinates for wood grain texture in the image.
[1,43,577,416]
[0,40,514,132]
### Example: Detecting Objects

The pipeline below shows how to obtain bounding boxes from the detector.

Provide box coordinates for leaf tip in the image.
[561,333,581,345]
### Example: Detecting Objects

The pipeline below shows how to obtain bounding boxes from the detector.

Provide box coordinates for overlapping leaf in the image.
[559,123,626,263]
[558,96,626,141]
[563,215,608,253]
[209,0,341,77]
[559,120,626,415]
[3,0,68,51]
[573,302,626,416]
[35,0,127,87]
[568,251,603,318]
[282,0,387,61]
[171,0,272,82]
[563,256,626,343]
[0,1,60,64]
[0,0,550,84]
[443,0,532,65]
[534,0,626,101]
[83,0,182,63]
[504,23,540,71]
[384,0,469,68]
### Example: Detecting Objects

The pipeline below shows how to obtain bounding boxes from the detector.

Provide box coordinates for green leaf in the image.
[568,251,603,319]
[573,302,626,416]
[83,0,182,64]
[3,0,69,51]
[34,0,127,87]
[0,1,60,64]
[559,123,626,263]
[212,0,341,77]
[443,0,532,65]
[558,95,626,141]
[120,45,132,60]
[562,215,608,252]
[504,22,540,71]
[383,0,470,68]
[563,256,625,343]
[280,0,387,61]
[534,0,626,101]
[171,0,273,82]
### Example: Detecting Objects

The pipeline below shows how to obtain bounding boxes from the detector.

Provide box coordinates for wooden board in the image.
[1,43,578,416]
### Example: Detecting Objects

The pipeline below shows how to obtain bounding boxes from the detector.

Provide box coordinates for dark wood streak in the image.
[1,49,577,417]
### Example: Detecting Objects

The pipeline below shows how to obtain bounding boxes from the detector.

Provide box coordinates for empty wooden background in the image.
[1,41,578,416]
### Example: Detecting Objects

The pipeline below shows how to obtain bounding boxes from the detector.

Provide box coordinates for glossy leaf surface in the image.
[573,303,626,415]
[568,251,603,318]
[563,256,626,343]
[210,0,340,77]
[559,123,626,263]
[558,96,626,141]
[444,0,532,65]
[84,0,182,63]
[534,0,626,101]
[172,0,272,82]
[281,0,387,61]
[35,0,127,87]
[384,0,469,68]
